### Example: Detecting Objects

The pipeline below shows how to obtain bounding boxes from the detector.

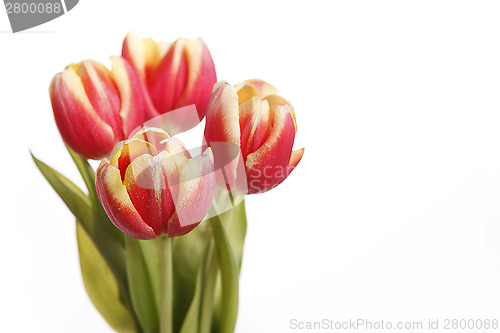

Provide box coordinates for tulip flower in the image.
[96,127,216,239]
[122,32,217,123]
[204,79,304,194]
[49,57,151,159]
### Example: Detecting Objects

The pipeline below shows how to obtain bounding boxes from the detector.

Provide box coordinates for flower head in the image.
[96,127,216,239]
[123,32,217,123]
[204,79,304,194]
[49,57,151,159]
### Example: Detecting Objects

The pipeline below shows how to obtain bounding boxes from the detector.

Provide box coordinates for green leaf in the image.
[31,152,93,228]
[178,263,204,333]
[171,221,211,331]
[33,152,136,331]
[210,199,247,332]
[32,153,129,295]
[172,222,211,282]
[179,240,218,333]
[67,147,125,247]
[77,223,137,333]
[66,146,98,205]
[126,237,160,333]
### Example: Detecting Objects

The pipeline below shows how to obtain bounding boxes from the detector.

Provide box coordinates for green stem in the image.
[160,236,173,333]
[199,243,218,333]
[210,213,239,333]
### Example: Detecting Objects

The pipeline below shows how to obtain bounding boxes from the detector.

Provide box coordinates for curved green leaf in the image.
[67,147,125,247]
[77,223,137,333]
[172,222,211,282]
[33,152,137,330]
[210,198,247,332]
[179,263,204,333]
[179,240,218,333]
[31,152,93,228]
[32,153,129,299]
[66,147,98,206]
[171,221,211,331]
[126,237,160,333]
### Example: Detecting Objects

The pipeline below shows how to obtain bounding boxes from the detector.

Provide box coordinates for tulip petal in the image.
[50,68,118,160]
[122,32,170,84]
[204,81,242,188]
[109,139,158,181]
[238,97,272,158]
[132,127,171,151]
[149,38,188,115]
[110,56,154,137]
[163,137,192,171]
[166,148,216,237]
[204,82,240,145]
[70,61,123,140]
[235,79,277,99]
[177,38,217,119]
[235,83,258,105]
[263,94,297,129]
[288,148,305,174]
[96,161,156,239]
[123,153,177,235]
[149,38,216,120]
[245,105,296,194]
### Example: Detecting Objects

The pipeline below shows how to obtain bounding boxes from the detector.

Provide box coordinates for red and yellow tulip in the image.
[204,79,304,194]
[49,57,152,159]
[122,32,217,122]
[50,33,217,160]
[95,127,216,239]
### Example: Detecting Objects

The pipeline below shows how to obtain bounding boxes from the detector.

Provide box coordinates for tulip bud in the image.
[50,60,123,159]
[96,127,216,239]
[122,33,217,122]
[204,80,304,194]
[50,57,151,159]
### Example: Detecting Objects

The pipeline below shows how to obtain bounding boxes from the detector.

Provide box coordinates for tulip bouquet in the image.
[33,32,304,333]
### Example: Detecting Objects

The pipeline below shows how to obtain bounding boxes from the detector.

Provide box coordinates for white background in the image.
[2,1,500,332]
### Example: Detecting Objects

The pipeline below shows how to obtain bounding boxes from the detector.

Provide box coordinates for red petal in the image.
[177,39,217,119]
[204,82,243,190]
[50,69,118,160]
[96,161,157,239]
[72,61,123,140]
[110,56,156,137]
[245,105,296,194]
[131,127,171,151]
[289,148,305,172]
[239,97,272,159]
[121,32,169,84]
[148,38,216,121]
[166,148,215,237]
[109,139,158,182]
[148,39,188,115]
[123,153,177,235]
